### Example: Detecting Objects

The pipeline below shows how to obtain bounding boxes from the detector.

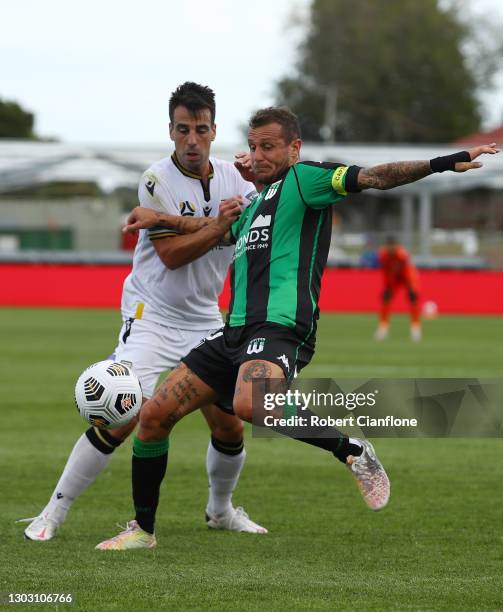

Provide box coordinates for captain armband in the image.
[331,165,362,194]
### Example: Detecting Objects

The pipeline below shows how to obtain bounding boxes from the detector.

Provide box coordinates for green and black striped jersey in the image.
[228,161,361,340]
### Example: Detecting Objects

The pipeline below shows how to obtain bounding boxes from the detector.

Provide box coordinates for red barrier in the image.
[0,264,130,308]
[1,263,503,314]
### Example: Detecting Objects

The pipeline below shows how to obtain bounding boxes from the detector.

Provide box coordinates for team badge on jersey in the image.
[179,201,196,216]
[246,337,265,355]
[203,205,212,217]
[264,180,282,201]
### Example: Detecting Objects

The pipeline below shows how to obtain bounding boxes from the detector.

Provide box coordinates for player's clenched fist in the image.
[215,196,243,230]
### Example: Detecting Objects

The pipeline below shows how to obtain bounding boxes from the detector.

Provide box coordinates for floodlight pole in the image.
[320,85,337,143]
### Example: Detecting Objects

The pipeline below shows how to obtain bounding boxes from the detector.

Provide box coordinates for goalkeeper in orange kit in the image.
[375,236,421,341]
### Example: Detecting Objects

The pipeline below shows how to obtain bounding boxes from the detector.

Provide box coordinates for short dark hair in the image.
[248,106,301,143]
[169,82,216,124]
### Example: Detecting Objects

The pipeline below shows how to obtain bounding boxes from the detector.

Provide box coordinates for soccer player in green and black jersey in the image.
[96,107,498,549]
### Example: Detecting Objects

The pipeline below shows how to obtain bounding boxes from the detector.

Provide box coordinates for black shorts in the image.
[182,322,315,409]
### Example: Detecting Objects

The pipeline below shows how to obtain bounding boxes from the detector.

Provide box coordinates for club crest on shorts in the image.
[246,337,265,355]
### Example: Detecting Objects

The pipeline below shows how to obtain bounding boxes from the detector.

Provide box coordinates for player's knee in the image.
[139,398,180,437]
[409,289,418,303]
[211,415,244,442]
[108,415,138,441]
[233,396,253,422]
[382,288,392,302]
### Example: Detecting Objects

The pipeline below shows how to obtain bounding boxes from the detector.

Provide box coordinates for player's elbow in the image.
[164,259,182,271]
[158,251,183,270]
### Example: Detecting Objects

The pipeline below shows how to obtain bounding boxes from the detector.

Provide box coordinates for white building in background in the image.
[0,140,502,266]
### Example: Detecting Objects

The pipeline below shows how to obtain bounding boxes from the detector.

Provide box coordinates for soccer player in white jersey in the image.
[21,82,267,541]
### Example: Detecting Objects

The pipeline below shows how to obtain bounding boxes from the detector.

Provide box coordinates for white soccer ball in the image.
[422,300,439,320]
[74,360,142,429]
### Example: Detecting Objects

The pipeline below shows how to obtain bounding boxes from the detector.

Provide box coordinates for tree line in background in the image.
[0,98,37,139]
[276,0,503,142]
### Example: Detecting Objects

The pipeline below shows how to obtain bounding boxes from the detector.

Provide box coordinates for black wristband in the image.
[430,151,471,173]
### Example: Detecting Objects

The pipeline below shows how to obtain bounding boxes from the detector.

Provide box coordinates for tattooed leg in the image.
[233,360,285,422]
[138,363,219,441]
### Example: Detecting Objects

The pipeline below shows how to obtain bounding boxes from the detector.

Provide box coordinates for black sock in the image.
[85,426,122,455]
[297,436,363,463]
[269,406,363,464]
[211,435,244,456]
[132,437,169,534]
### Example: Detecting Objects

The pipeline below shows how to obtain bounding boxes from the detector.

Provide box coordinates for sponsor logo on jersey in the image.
[234,214,271,260]
[144,171,157,196]
[246,337,266,355]
[264,180,282,200]
[250,214,271,229]
[277,354,290,372]
[203,205,212,217]
[179,201,196,216]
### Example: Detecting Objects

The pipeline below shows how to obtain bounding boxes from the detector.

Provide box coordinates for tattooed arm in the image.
[123,207,210,234]
[123,198,242,270]
[123,196,243,235]
[356,143,499,191]
[357,160,432,191]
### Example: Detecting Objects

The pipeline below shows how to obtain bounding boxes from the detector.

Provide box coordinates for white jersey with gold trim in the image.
[121,154,256,330]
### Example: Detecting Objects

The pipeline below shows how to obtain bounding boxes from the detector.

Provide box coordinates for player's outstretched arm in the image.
[356,143,499,191]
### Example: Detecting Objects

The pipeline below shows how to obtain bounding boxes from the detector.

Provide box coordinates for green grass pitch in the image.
[1,308,502,611]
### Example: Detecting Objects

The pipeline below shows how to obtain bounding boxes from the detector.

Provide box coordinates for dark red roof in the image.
[454,125,503,145]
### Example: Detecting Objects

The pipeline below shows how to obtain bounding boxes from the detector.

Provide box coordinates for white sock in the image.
[206,441,246,517]
[41,433,113,524]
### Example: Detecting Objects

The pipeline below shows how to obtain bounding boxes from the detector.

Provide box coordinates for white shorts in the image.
[110,318,219,398]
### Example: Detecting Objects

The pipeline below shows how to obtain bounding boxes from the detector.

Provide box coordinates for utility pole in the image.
[319,84,337,143]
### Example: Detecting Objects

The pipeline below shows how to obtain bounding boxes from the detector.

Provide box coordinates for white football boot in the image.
[346,440,390,511]
[206,507,268,534]
[19,513,60,541]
